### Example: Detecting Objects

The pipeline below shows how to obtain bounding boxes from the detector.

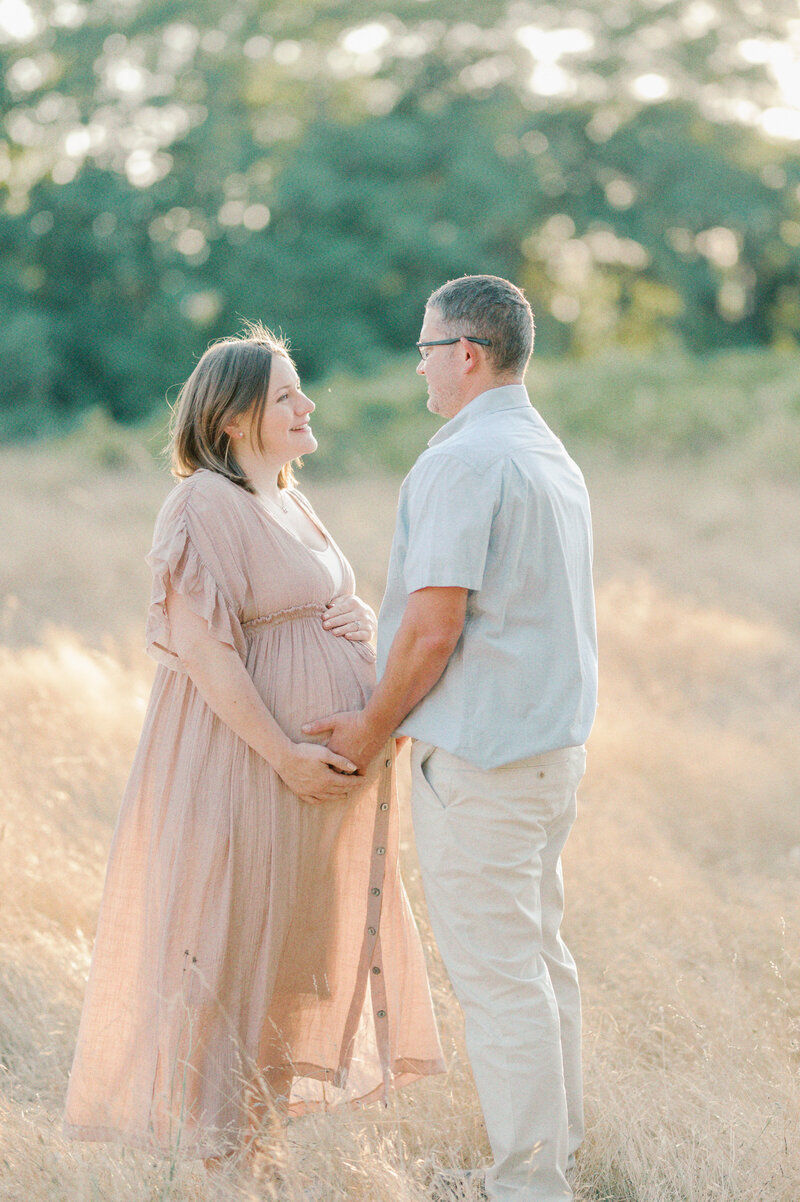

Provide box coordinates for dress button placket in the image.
[365,743,393,1095]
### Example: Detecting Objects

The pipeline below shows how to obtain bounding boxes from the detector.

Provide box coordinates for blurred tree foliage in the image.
[2,0,800,433]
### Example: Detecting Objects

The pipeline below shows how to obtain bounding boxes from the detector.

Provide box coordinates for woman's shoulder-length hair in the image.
[168,321,298,493]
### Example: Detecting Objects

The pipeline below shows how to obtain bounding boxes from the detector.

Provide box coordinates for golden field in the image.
[1,428,799,1201]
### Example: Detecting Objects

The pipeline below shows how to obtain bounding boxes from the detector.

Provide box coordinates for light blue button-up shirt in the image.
[376,384,598,769]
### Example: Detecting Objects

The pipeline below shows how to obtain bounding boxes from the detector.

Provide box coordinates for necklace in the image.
[256,488,289,519]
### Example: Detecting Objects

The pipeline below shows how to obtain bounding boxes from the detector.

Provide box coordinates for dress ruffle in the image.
[145,522,245,669]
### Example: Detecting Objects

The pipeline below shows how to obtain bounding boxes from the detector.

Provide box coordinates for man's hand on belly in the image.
[302,709,380,773]
[304,586,466,770]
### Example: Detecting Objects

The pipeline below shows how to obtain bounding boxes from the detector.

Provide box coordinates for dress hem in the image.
[62,1055,446,1159]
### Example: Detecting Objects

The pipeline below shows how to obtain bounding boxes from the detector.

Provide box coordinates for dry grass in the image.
[1,437,799,1200]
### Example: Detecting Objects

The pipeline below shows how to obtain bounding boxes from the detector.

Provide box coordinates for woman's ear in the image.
[224,420,245,440]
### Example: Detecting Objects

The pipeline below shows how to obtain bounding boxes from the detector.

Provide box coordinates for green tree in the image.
[1,0,799,432]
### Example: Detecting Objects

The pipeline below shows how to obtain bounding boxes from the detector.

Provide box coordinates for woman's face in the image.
[238,354,317,465]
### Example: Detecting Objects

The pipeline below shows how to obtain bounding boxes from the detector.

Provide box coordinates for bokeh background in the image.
[2,2,800,1200]
[2,0,800,443]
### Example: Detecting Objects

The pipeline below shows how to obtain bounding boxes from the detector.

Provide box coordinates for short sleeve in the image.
[145,480,247,670]
[402,452,498,594]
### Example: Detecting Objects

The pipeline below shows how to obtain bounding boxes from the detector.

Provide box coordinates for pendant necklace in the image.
[259,489,289,519]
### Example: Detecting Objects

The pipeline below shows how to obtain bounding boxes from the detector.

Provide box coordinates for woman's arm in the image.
[165,588,358,804]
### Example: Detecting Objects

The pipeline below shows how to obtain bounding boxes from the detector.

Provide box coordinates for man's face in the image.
[416,306,462,419]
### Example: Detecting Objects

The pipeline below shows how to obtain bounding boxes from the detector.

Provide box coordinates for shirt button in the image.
[376,847,385,855]
[380,802,388,811]
[538,770,545,778]
[377,1009,386,1018]
[371,887,381,896]
[385,759,391,767]
[372,966,381,975]
[368,926,376,936]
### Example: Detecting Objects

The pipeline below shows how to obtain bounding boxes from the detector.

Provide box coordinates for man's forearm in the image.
[358,618,457,760]
[302,587,466,768]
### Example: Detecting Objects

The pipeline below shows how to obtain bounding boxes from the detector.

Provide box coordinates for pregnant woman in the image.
[63,323,444,1164]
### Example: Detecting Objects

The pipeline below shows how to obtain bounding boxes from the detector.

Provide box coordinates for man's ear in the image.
[460,336,480,374]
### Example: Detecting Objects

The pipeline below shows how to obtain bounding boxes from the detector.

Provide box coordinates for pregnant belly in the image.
[246,619,377,742]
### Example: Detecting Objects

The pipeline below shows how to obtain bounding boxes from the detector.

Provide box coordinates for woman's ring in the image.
[355,620,361,630]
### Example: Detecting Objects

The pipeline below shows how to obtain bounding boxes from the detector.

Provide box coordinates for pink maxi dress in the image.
[63,468,444,1158]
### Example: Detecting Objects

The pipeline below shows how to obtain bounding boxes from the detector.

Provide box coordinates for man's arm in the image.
[303,585,467,767]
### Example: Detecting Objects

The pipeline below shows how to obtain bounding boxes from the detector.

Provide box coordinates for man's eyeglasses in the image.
[416,336,492,361]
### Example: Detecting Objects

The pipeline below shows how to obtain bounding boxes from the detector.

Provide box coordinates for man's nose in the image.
[416,360,426,377]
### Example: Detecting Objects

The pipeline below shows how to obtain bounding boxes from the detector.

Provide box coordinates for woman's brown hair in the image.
[168,321,298,493]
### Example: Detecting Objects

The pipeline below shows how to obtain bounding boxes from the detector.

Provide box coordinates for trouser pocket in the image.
[411,740,452,811]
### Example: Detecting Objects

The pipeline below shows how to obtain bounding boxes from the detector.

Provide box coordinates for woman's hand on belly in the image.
[275,741,360,806]
[321,594,376,642]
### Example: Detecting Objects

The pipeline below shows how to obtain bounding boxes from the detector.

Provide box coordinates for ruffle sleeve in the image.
[145,483,247,670]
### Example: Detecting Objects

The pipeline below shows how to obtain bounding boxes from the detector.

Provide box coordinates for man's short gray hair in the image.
[427,275,535,377]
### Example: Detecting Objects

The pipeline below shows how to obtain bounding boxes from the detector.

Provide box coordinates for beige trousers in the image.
[410,741,586,1202]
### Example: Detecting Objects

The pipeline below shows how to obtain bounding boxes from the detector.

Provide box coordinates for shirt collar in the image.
[427,384,532,447]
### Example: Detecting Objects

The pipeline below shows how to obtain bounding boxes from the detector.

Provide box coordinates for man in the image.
[304,274,597,1201]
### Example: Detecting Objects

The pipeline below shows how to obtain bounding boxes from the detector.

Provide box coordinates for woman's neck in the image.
[237,455,289,501]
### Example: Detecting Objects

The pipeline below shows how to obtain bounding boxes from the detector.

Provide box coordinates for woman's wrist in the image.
[267,733,295,777]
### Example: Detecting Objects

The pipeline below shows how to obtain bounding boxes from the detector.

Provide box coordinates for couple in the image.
[64,274,598,1202]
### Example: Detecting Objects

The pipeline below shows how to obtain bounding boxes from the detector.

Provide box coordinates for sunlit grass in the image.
[2,430,800,1199]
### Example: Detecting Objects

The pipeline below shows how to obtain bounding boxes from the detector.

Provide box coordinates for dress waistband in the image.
[243,603,325,632]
